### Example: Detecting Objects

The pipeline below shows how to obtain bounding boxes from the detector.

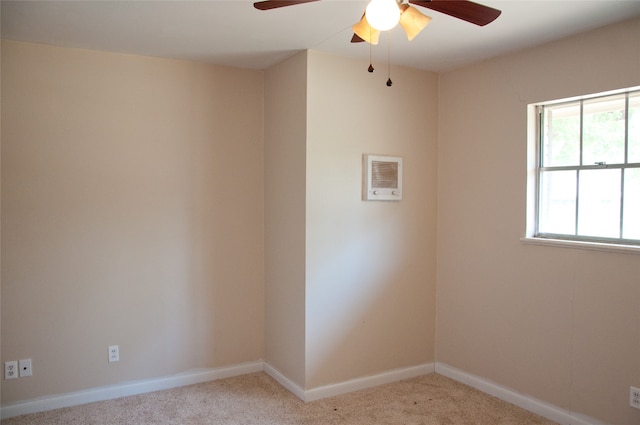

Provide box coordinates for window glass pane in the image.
[577,169,621,238]
[623,168,640,240]
[542,103,580,166]
[629,92,640,163]
[539,170,576,234]
[583,94,626,165]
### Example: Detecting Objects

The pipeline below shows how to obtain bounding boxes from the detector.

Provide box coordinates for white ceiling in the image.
[2,0,640,72]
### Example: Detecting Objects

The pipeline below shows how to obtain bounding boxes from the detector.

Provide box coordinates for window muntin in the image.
[537,89,640,245]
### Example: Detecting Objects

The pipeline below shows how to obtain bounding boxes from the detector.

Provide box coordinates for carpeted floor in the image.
[2,372,559,424]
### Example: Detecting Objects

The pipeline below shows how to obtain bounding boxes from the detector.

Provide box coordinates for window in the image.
[532,88,640,246]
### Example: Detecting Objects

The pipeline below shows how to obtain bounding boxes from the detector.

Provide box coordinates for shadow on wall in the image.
[305,203,433,389]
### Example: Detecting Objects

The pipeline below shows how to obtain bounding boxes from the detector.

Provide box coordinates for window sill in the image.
[520,237,640,255]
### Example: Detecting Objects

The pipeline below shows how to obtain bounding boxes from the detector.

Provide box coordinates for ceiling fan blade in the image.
[399,4,432,41]
[352,14,381,45]
[253,0,320,11]
[409,0,501,26]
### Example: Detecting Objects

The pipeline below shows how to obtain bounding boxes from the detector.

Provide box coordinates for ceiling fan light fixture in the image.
[365,0,401,31]
[352,14,381,45]
[399,5,431,41]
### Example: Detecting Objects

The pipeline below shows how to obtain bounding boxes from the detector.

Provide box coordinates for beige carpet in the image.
[2,372,558,425]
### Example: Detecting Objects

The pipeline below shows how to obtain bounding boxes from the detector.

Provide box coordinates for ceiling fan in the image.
[253,0,501,44]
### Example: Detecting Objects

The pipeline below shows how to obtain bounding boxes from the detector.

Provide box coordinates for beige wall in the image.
[3,16,639,425]
[437,18,640,425]
[3,37,438,407]
[1,40,265,403]
[304,50,437,389]
[264,51,308,388]
[264,50,438,391]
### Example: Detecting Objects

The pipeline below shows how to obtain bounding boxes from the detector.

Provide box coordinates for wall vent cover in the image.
[363,154,402,201]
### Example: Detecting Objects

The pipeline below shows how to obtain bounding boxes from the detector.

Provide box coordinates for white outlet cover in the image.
[108,345,120,362]
[631,386,640,410]
[19,359,32,377]
[5,361,18,380]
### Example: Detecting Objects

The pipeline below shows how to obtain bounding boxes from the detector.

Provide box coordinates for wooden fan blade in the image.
[254,0,320,11]
[409,0,501,26]
[351,34,365,43]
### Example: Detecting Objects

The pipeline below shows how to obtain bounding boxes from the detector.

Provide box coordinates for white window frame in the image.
[523,87,640,254]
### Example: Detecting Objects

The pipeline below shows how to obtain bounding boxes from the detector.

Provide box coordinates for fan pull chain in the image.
[368,23,374,73]
[386,32,392,87]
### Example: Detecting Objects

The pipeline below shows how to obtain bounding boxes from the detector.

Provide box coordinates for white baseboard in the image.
[265,362,435,402]
[1,360,432,420]
[4,360,602,425]
[263,362,306,400]
[435,362,607,425]
[303,363,435,402]
[0,361,264,420]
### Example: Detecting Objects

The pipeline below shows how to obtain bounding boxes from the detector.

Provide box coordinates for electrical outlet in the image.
[108,345,120,363]
[5,361,18,379]
[631,386,640,410]
[19,359,32,377]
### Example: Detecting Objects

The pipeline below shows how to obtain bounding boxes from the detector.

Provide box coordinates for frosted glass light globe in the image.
[365,0,400,31]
